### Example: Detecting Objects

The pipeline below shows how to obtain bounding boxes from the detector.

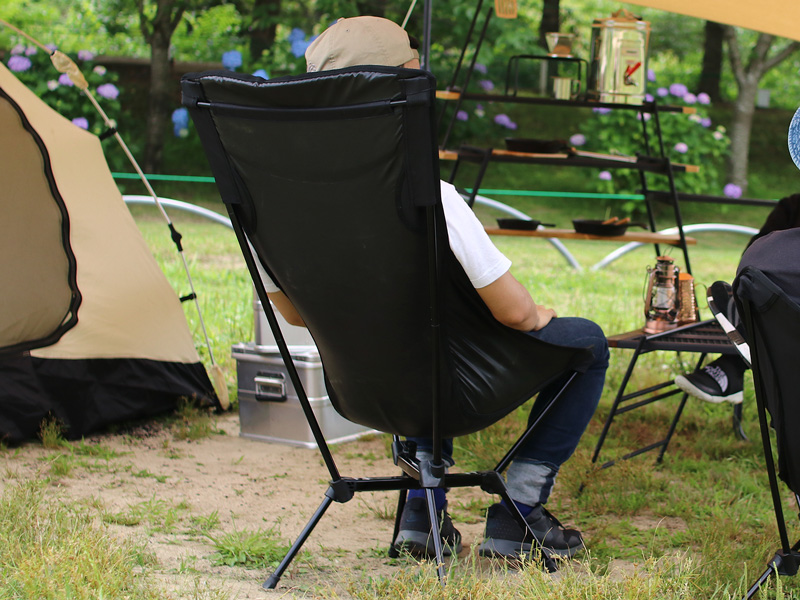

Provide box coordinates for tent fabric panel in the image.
[0,354,216,444]
[622,1,800,41]
[0,84,77,352]
[0,63,201,363]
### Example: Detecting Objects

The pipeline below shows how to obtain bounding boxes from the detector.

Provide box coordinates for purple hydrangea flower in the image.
[25,46,37,56]
[96,83,119,100]
[58,73,74,86]
[569,133,586,146]
[493,114,517,129]
[673,142,688,154]
[222,50,243,70]
[724,183,743,198]
[700,117,712,128]
[456,110,469,121]
[45,44,57,52]
[11,44,25,55]
[78,50,94,61]
[72,117,89,130]
[8,55,32,72]
[669,83,688,98]
[475,104,485,117]
[592,107,612,115]
[657,87,668,97]
[598,171,612,181]
[474,63,488,74]
[697,92,711,105]
[93,65,107,76]
[252,69,269,80]
[637,112,652,122]
[647,68,656,82]
[479,79,494,92]
[645,93,654,103]
[683,93,697,104]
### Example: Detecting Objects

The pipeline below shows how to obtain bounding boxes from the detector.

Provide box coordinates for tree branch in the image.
[723,26,744,86]
[764,40,800,72]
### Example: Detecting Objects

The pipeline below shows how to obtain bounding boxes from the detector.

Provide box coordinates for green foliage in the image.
[206,522,292,569]
[4,44,121,136]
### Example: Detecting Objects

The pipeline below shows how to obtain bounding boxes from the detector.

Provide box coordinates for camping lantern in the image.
[587,9,650,104]
[643,256,680,333]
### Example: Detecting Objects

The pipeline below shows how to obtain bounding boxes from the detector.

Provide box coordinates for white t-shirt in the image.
[258,180,511,293]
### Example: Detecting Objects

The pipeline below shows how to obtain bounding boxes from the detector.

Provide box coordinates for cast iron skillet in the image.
[572,219,647,236]
[496,218,555,230]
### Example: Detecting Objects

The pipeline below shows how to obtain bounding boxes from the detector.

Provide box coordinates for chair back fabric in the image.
[182,67,592,439]
[734,266,800,493]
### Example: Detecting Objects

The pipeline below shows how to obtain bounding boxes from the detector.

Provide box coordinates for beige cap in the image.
[305,16,418,72]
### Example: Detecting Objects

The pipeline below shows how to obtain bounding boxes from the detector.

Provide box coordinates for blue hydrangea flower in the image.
[598,171,612,181]
[172,107,190,138]
[78,50,94,61]
[723,183,743,198]
[252,69,269,80]
[288,28,306,43]
[569,133,586,146]
[97,83,119,100]
[222,50,243,70]
[673,142,688,154]
[291,38,311,58]
[8,55,32,72]
[72,117,89,130]
[456,110,469,121]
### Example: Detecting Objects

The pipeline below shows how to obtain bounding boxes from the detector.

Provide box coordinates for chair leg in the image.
[425,487,447,585]
[495,485,557,573]
[744,548,800,600]
[262,491,334,590]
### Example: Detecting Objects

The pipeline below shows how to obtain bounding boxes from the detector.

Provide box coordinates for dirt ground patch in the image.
[1,411,519,599]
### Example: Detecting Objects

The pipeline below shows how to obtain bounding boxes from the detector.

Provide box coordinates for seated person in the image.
[267,16,609,561]
[675,194,800,404]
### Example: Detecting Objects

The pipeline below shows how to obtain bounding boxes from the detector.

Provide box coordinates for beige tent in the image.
[622,1,800,41]
[0,62,217,443]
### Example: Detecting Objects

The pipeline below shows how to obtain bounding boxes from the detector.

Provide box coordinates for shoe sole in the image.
[675,375,743,404]
[393,530,462,558]
[476,537,580,560]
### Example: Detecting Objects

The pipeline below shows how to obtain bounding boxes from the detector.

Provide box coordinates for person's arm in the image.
[476,270,556,331]
[267,291,306,327]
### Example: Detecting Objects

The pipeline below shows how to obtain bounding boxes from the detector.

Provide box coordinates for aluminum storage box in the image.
[233,341,374,448]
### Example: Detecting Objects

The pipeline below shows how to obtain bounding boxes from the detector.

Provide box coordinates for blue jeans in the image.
[409,316,608,505]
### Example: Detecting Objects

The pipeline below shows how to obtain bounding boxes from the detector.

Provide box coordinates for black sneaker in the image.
[477,503,583,560]
[392,496,462,558]
[675,355,744,404]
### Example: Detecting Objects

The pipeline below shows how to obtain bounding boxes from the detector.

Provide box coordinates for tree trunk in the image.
[139,0,186,174]
[697,21,724,101]
[355,0,388,18]
[724,28,800,192]
[246,0,280,62]
[538,0,560,51]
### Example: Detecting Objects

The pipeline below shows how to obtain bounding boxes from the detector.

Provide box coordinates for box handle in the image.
[254,373,287,402]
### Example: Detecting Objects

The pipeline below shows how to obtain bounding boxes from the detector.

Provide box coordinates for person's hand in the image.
[533,305,557,330]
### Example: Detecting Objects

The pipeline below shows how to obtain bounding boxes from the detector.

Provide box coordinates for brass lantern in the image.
[643,256,680,334]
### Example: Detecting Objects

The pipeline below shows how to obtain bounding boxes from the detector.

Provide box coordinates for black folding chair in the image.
[713,270,800,599]
[181,66,593,588]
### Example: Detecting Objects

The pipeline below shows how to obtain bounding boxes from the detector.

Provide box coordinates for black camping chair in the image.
[181,66,593,588]
[717,269,800,599]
